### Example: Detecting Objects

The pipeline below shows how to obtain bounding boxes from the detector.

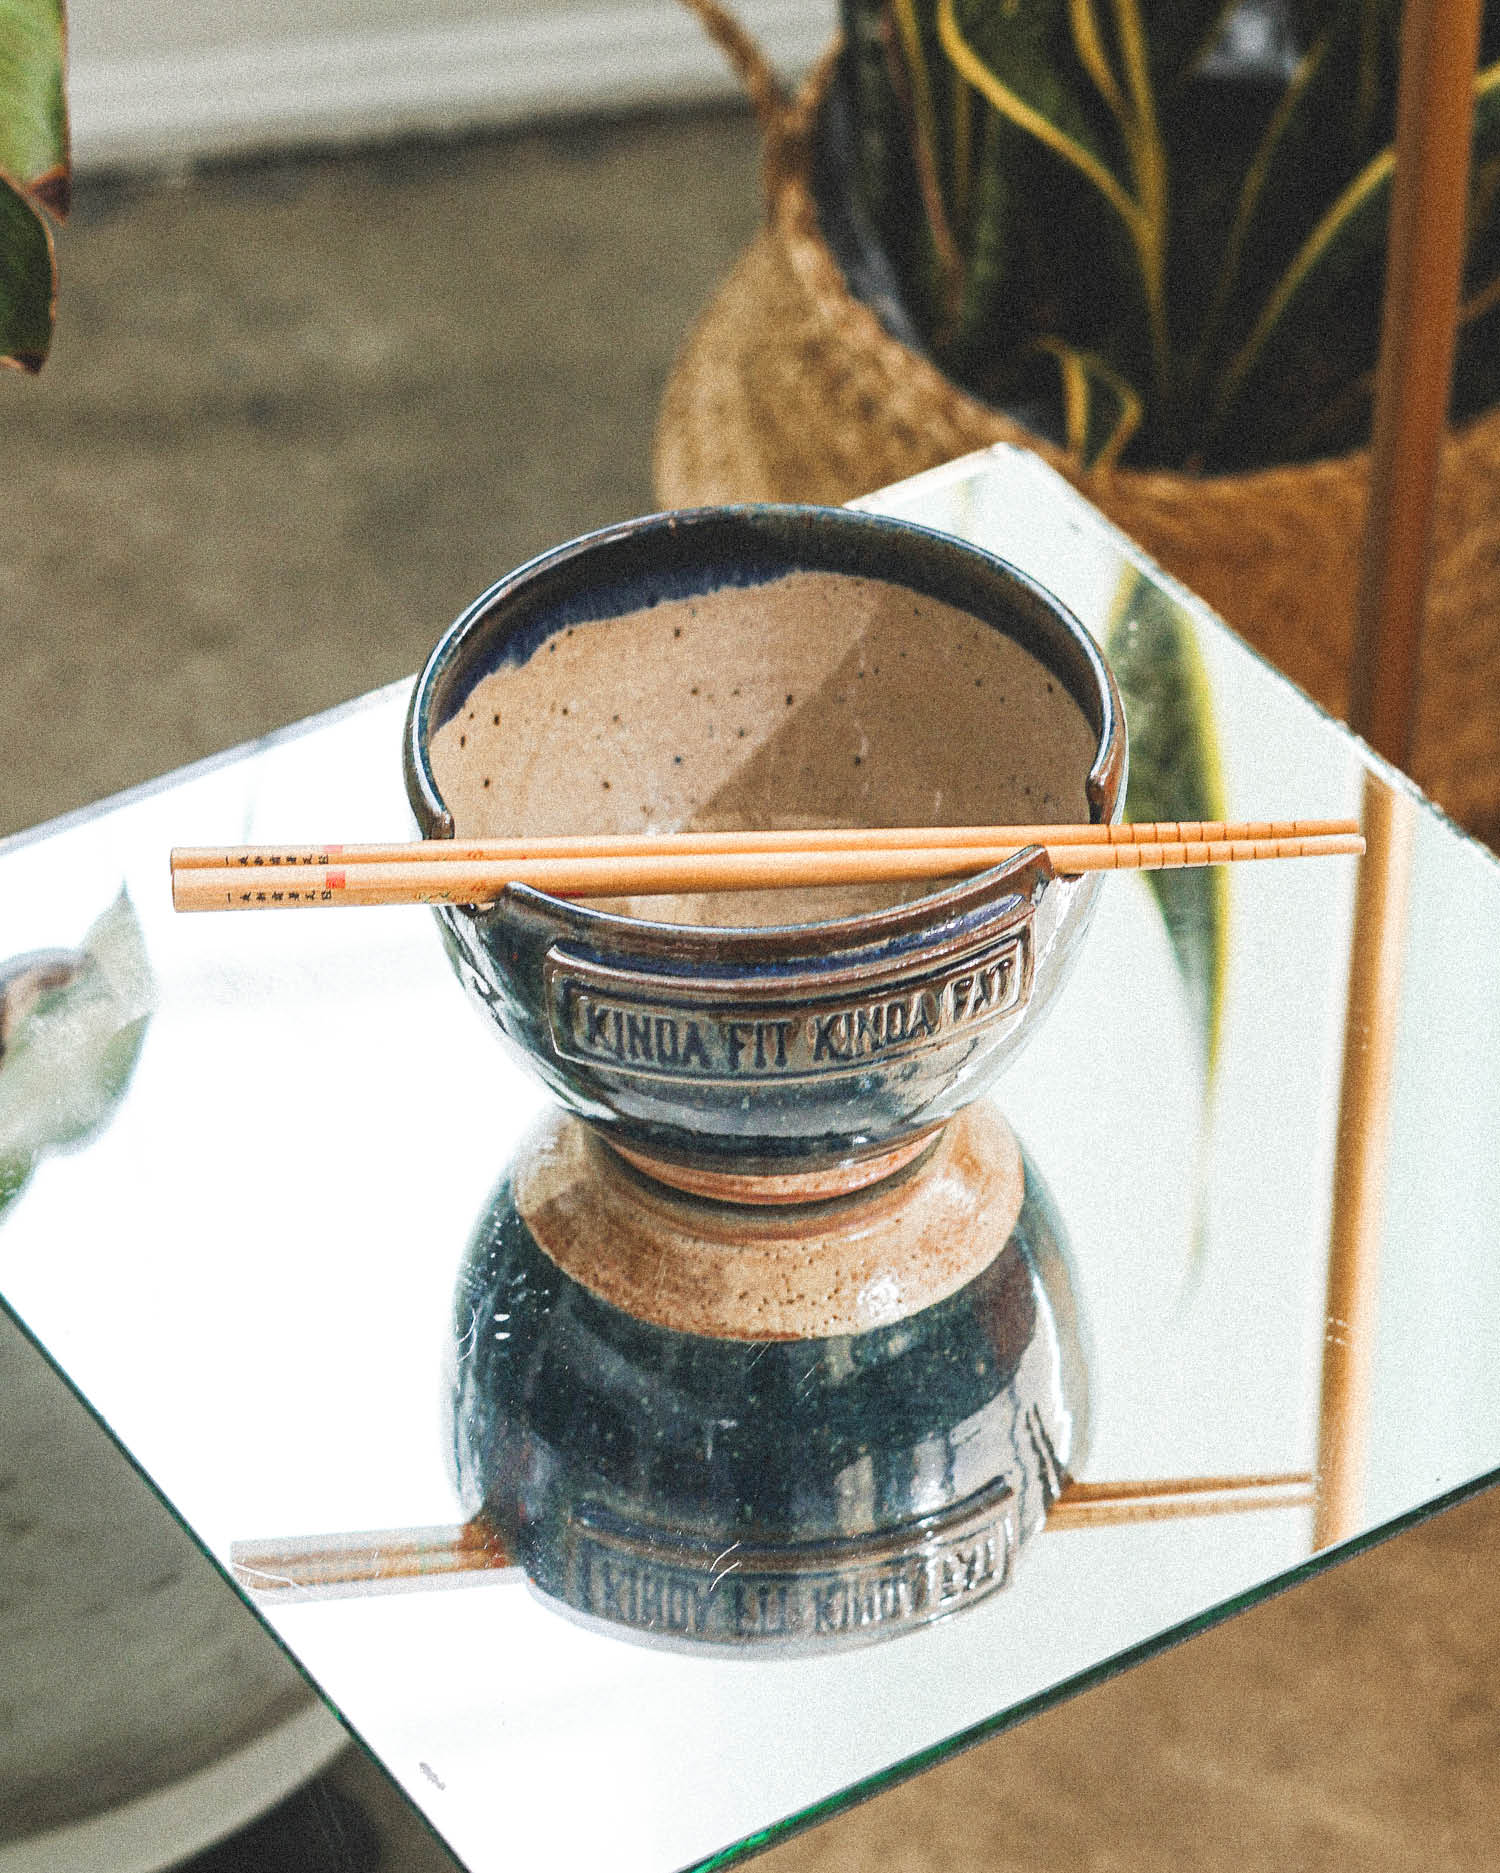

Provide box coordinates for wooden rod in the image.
[172,834,1364,911]
[171,818,1360,871]
[1046,1472,1316,1531]
[1315,773,1416,1549]
[1348,0,1484,767]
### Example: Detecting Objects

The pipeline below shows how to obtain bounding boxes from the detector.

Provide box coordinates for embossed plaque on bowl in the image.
[560,1475,1022,1647]
[543,924,1035,1087]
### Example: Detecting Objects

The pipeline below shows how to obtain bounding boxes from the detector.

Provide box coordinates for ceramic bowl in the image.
[404,504,1124,1197]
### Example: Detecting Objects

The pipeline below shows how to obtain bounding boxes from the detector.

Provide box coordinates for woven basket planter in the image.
[654,22,1500,847]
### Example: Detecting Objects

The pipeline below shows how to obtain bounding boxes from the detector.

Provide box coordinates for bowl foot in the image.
[603,1128,941,1205]
[514,1104,1024,1340]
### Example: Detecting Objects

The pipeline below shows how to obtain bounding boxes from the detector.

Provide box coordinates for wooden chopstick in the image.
[172,831,1364,911]
[171,817,1359,870]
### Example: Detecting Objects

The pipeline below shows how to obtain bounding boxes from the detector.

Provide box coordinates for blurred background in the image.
[2,109,770,839]
[5,2,1500,1869]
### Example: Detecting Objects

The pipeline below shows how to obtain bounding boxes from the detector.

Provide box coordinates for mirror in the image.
[3,449,1498,1873]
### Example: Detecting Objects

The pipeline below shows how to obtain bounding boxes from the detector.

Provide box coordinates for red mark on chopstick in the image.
[326,869,346,890]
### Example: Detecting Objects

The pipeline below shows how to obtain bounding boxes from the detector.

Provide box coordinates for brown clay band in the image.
[606,1128,940,1205]
[515,1105,1025,1340]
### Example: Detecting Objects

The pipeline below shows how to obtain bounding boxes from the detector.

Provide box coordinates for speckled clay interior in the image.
[429,569,1099,925]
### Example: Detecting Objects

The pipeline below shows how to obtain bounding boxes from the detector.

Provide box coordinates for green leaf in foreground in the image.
[0,0,67,210]
[0,0,68,368]
[1106,564,1228,1088]
[0,171,52,371]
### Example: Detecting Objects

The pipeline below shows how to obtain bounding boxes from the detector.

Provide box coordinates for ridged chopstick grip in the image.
[171,834,1364,911]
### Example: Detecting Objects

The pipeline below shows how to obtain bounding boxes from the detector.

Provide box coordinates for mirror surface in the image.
[2,447,1498,1873]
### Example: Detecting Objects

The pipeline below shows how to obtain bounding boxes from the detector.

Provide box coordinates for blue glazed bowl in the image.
[404,504,1124,1198]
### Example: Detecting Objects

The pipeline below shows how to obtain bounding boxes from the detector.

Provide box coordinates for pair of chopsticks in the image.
[170,817,1363,912]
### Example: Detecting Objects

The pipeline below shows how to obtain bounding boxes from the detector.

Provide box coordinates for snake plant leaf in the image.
[1173,15,1364,393]
[1106,566,1228,1087]
[937,0,1165,388]
[942,105,1020,378]
[1208,59,1500,467]
[1183,1,1398,401]
[1032,336,1143,468]
[884,0,968,334]
[1453,142,1500,424]
[840,2,934,314]
[0,0,67,215]
[939,0,1132,202]
[0,894,155,1203]
[839,1,974,343]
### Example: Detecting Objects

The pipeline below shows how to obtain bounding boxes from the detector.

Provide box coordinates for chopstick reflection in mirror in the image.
[229,1472,1316,1603]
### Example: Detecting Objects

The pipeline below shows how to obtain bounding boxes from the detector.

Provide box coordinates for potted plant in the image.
[0,0,68,370]
[656,0,1500,846]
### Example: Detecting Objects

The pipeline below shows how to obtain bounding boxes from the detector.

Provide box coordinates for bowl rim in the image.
[403,503,1126,946]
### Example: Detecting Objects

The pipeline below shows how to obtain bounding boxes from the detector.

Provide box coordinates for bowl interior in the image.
[427,561,1102,927]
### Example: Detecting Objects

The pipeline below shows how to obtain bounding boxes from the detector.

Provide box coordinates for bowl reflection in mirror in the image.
[450,1102,1089,1650]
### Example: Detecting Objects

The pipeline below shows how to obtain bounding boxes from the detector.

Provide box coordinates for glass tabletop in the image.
[2,445,1498,1873]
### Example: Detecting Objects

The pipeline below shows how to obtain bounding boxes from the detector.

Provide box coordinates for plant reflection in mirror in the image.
[0,892,156,1220]
[1106,565,1227,1274]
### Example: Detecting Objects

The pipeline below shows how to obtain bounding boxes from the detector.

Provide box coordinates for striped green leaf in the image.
[1032,335,1144,467]
[1207,59,1500,466]
[937,0,1170,389]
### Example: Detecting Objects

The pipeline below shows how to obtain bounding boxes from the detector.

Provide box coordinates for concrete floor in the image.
[765,1488,1500,1872]
[4,109,1500,1873]
[1,111,763,839]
